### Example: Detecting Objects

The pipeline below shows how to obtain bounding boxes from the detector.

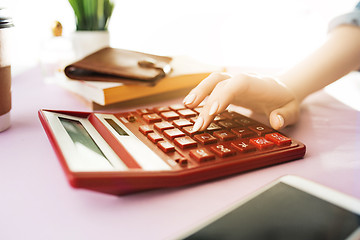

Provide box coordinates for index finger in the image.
[183,72,232,108]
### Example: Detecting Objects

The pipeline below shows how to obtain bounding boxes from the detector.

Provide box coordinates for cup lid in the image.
[0,8,14,29]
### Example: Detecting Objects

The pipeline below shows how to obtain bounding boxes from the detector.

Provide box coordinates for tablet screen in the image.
[185,182,360,240]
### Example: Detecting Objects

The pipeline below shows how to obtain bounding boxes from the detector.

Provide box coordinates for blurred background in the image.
[0,0,358,75]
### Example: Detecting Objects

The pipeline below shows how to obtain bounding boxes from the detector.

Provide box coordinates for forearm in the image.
[279,25,360,102]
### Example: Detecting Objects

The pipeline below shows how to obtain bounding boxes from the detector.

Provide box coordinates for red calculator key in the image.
[206,123,222,132]
[173,119,193,128]
[160,111,180,121]
[177,109,197,118]
[169,104,186,111]
[189,148,215,162]
[136,108,153,116]
[148,132,163,143]
[231,127,256,138]
[143,113,162,123]
[154,121,174,132]
[139,125,154,135]
[182,126,200,136]
[248,125,273,136]
[213,115,227,122]
[153,106,170,113]
[194,133,217,145]
[210,143,236,157]
[164,128,185,140]
[217,120,239,129]
[265,133,292,146]
[231,140,256,153]
[213,130,237,141]
[157,141,175,153]
[234,117,256,126]
[174,136,197,149]
[250,137,275,150]
[221,111,242,119]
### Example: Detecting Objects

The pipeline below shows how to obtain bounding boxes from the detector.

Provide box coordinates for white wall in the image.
[1,0,358,73]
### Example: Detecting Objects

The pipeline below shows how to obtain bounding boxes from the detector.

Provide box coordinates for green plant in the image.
[68,0,115,31]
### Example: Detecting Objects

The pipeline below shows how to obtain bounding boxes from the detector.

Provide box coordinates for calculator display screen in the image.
[59,117,111,165]
[185,182,360,240]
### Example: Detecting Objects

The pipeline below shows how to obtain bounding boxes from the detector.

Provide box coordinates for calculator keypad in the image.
[120,104,298,169]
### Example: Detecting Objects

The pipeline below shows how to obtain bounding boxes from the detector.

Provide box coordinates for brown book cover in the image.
[64,47,172,86]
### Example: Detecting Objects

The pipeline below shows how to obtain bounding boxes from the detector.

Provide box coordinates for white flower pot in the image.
[71,31,110,59]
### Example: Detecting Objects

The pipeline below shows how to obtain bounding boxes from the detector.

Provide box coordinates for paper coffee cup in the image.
[0,8,13,132]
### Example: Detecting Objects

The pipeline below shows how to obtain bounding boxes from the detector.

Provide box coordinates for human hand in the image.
[183,72,300,131]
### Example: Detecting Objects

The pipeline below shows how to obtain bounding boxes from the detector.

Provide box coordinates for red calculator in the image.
[38,104,306,195]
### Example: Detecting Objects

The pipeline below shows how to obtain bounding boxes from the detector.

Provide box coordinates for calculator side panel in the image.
[67,143,305,195]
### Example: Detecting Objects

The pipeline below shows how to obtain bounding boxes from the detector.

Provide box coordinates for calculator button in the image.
[154,121,174,132]
[194,133,217,145]
[169,104,186,111]
[221,111,242,119]
[160,111,180,121]
[213,130,237,141]
[177,109,197,118]
[248,125,273,136]
[157,141,175,153]
[213,115,227,122]
[139,125,154,135]
[265,133,292,146]
[153,106,170,113]
[231,140,256,153]
[173,119,193,128]
[174,136,197,149]
[148,132,163,143]
[206,123,222,132]
[250,137,275,150]
[143,113,162,123]
[189,148,215,162]
[231,127,256,138]
[217,120,239,129]
[234,117,255,126]
[136,108,153,116]
[182,126,200,136]
[210,144,236,157]
[164,128,185,140]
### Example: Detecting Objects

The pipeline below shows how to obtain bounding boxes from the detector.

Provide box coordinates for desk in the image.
[1,66,359,240]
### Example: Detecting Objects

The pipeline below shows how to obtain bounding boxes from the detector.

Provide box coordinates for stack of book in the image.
[55,48,224,109]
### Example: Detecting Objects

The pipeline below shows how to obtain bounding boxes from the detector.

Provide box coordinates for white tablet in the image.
[179,175,360,240]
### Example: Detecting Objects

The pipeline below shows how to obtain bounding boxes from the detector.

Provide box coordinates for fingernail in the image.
[277,114,284,128]
[192,116,203,132]
[183,93,196,105]
[208,101,219,116]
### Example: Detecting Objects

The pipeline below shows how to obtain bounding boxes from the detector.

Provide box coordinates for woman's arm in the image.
[184,24,360,131]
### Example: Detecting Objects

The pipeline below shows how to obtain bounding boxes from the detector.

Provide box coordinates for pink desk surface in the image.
[1,67,359,240]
